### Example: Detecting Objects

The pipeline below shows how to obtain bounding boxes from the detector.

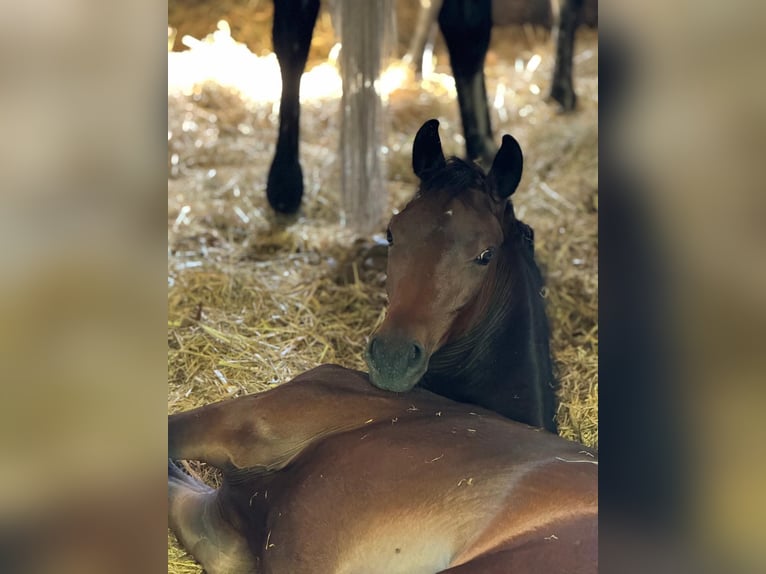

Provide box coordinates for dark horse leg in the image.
[438,0,495,165]
[267,0,320,214]
[549,0,583,111]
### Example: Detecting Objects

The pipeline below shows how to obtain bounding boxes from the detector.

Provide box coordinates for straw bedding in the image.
[168,9,597,570]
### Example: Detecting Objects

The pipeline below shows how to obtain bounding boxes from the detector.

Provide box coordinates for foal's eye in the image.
[475,248,495,265]
[386,227,393,246]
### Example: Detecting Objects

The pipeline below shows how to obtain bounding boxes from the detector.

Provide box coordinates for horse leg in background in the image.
[267,0,320,214]
[439,0,495,165]
[403,0,444,75]
[549,0,583,111]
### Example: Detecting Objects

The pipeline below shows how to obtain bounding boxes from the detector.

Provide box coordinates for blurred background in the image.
[0,1,764,573]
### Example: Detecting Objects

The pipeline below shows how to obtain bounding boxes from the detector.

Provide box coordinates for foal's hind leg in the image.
[439,0,495,165]
[168,461,255,574]
[169,366,382,471]
[267,0,320,214]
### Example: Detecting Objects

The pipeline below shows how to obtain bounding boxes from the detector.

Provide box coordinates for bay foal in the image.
[367,119,556,432]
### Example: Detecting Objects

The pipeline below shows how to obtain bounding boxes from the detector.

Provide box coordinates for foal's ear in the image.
[487,134,524,199]
[412,119,446,179]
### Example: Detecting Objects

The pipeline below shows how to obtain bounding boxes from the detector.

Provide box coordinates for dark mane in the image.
[421,197,556,432]
[512,217,540,272]
[419,157,487,198]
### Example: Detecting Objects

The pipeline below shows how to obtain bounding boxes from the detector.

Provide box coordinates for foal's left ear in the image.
[487,134,524,200]
[412,119,446,179]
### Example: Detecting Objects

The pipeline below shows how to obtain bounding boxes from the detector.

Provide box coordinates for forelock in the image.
[418,157,487,200]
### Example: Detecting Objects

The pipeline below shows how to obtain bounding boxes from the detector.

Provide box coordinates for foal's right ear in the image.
[412,119,446,179]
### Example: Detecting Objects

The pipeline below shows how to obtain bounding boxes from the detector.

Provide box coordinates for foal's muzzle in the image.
[365,332,427,393]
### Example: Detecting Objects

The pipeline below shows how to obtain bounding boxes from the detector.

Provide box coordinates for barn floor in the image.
[168,19,597,573]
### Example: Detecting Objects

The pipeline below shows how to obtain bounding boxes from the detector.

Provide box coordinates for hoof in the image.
[549,84,577,112]
[267,156,304,214]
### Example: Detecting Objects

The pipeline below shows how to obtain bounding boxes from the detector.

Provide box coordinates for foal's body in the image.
[169,365,597,574]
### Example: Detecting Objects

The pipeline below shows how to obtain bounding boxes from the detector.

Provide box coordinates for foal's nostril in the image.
[410,342,423,364]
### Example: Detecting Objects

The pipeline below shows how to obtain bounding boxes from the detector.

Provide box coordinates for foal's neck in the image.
[427,231,540,378]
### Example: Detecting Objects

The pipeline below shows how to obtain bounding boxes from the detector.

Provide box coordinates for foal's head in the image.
[366,119,526,392]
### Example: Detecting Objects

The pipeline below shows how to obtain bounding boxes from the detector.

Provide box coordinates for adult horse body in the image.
[406,0,598,137]
[366,119,556,432]
[169,364,597,573]
[267,0,594,217]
